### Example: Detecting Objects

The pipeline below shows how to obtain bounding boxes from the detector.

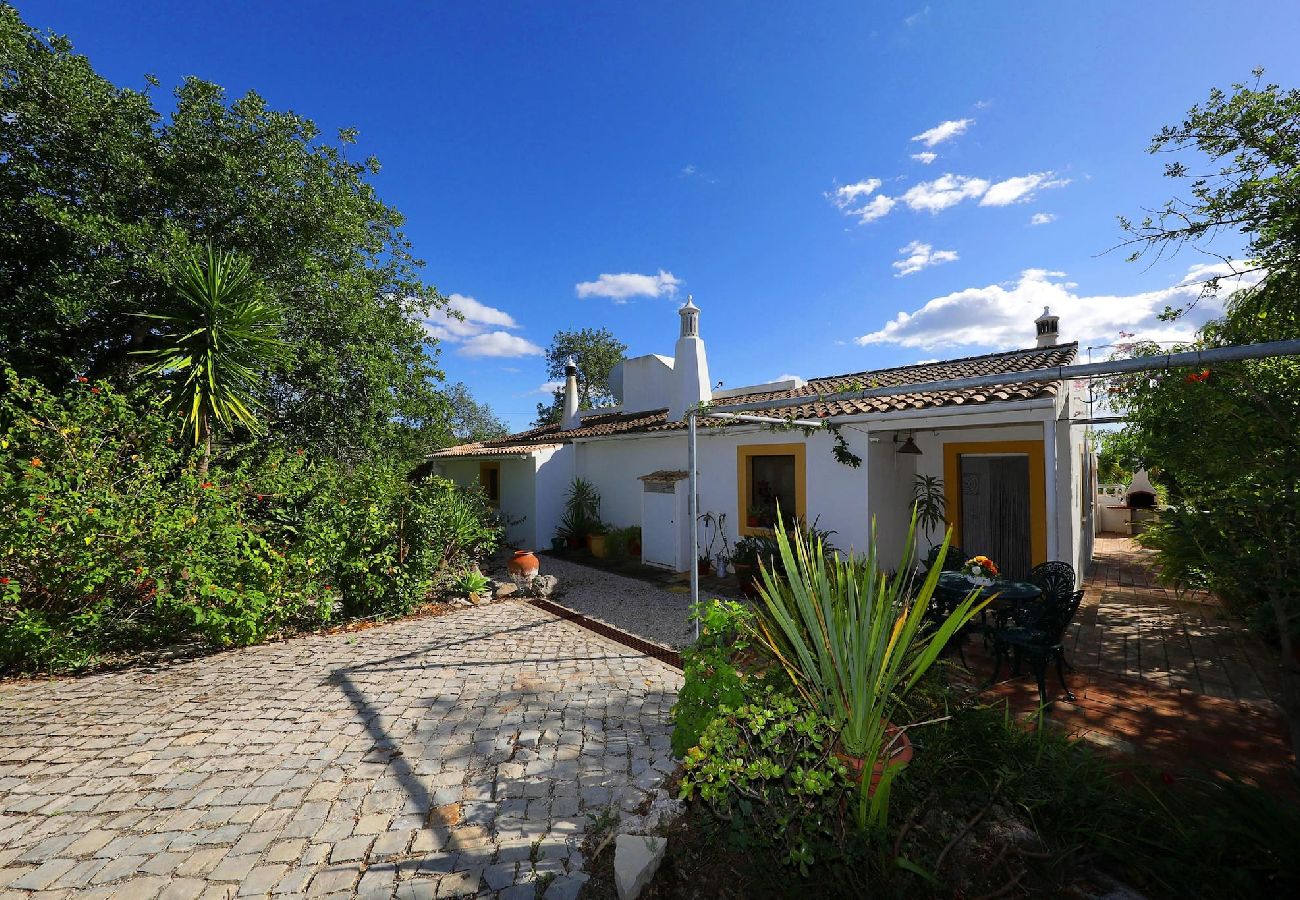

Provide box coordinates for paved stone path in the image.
[1067,535,1280,705]
[0,602,682,899]
[977,535,1294,786]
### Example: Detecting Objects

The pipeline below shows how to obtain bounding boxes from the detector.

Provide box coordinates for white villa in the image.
[426,301,1095,580]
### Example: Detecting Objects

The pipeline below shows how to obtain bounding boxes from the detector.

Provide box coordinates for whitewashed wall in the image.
[572,426,873,565]
[866,435,919,567]
[575,434,686,534]
[532,446,575,550]
[432,457,538,549]
[909,422,1046,560]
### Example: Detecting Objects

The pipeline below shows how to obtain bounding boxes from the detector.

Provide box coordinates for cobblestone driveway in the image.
[0,602,682,899]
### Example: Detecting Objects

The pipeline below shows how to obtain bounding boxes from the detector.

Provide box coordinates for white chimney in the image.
[669,295,711,421]
[1034,306,1060,348]
[561,356,581,430]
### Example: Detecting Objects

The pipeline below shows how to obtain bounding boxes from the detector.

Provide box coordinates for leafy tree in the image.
[1114,71,1300,767]
[1118,68,1298,306]
[1094,430,1141,485]
[532,327,627,427]
[441,382,509,444]
[0,6,446,461]
[134,245,286,473]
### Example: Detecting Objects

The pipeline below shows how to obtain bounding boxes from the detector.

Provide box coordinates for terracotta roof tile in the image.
[427,342,1077,458]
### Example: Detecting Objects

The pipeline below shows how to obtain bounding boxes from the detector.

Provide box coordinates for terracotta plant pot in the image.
[566,535,583,550]
[732,563,760,599]
[628,538,642,558]
[747,515,760,528]
[834,726,914,795]
[697,559,714,578]
[507,550,540,581]
[589,534,608,559]
[551,537,566,553]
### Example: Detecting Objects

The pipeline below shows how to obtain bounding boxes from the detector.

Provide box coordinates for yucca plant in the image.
[134,243,287,472]
[750,508,985,832]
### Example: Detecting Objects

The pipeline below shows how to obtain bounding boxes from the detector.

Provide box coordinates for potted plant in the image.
[748,515,985,831]
[912,475,947,545]
[588,526,609,559]
[697,553,714,578]
[746,505,766,528]
[559,478,601,551]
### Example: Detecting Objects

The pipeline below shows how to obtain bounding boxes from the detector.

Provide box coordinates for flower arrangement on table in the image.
[963,555,999,586]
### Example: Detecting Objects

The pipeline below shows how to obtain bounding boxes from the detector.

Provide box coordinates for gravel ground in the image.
[487,552,699,650]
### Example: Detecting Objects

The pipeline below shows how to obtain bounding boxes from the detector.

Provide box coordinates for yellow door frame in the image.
[736,442,807,536]
[942,440,1047,566]
[479,461,501,507]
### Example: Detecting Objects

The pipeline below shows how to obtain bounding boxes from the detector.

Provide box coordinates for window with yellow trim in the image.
[737,443,807,535]
[479,462,501,506]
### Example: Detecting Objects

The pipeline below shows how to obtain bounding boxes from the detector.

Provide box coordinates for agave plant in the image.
[750,509,985,831]
[134,243,287,472]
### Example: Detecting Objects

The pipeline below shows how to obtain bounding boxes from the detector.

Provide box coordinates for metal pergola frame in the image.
[685,337,1300,632]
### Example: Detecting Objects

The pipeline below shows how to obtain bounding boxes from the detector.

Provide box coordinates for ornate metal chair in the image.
[923,544,966,573]
[989,588,1085,707]
[1028,560,1077,605]
[920,544,974,664]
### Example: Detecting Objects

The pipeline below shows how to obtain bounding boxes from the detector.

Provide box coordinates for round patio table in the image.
[932,571,1042,615]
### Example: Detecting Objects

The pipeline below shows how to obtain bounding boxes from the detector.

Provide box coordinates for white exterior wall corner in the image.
[532,445,575,550]
[426,454,543,550]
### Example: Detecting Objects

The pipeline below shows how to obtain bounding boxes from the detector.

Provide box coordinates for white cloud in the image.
[575,270,681,302]
[827,179,897,223]
[460,331,544,358]
[903,5,930,27]
[911,152,937,165]
[854,263,1264,351]
[853,194,897,223]
[902,174,990,212]
[423,293,520,341]
[893,241,959,277]
[772,373,803,383]
[421,293,544,357]
[830,169,1069,222]
[526,380,564,396]
[829,179,883,208]
[1029,212,1057,226]
[980,171,1071,206]
[911,118,973,148]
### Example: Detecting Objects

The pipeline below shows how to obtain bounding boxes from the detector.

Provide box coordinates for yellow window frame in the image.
[737,442,807,536]
[941,440,1047,567]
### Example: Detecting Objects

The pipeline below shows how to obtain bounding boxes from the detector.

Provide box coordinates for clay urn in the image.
[507,550,540,581]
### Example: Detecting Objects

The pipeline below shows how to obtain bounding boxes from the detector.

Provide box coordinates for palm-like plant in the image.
[750,509,984,832]
[134,244,286,472]
[912,474,947,543]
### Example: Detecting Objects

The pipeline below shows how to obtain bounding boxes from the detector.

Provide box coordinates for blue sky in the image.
[23,1,1300,430]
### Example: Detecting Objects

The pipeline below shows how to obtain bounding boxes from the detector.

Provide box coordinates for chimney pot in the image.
[670,296,711,420]
[1034,306,1060,348]
[561,357,581,430]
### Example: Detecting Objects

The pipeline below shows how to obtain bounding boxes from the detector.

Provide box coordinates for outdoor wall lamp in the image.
[894,433,923,455]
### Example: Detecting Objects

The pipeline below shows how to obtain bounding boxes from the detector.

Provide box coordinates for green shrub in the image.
[0,368,501,673]
[671,599,762,756]
[680,686,850,873]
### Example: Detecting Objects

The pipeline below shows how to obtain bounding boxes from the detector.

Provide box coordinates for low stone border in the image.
[527,599,684,670]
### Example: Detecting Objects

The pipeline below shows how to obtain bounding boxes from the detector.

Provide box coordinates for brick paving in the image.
[0,602,682,899]
[1068,535,1280,704]
[975,535,1295,787]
